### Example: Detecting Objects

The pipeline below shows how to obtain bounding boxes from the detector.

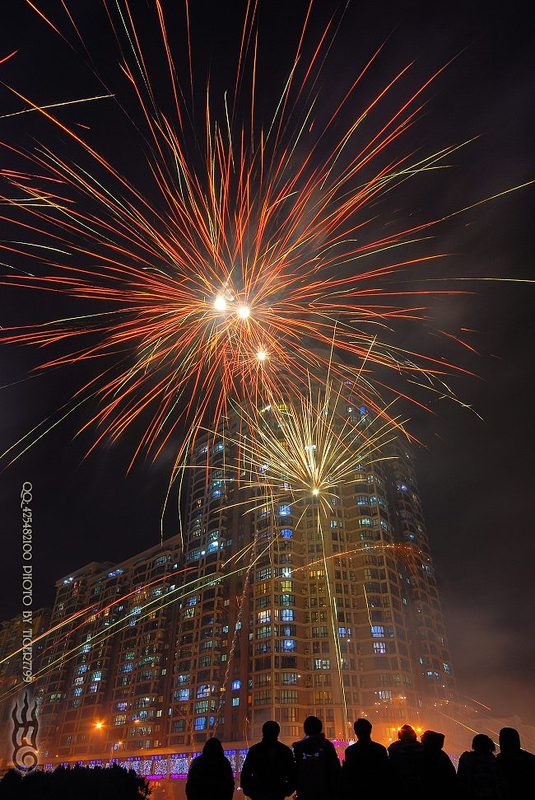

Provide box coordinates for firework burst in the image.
[0,1,479,469]
[217,375,402,520]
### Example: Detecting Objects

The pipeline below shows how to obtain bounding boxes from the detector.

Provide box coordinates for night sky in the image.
[0,0,534,728]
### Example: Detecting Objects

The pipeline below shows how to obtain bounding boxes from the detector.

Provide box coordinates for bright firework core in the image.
[213,294,228,312]
[237,305,250,320]
[256,348,267,362]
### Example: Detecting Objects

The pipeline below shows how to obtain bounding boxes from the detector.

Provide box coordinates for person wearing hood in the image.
[240,720,296,800]
[186,736,235,800]
[457,734,501,799]
[387,723,424,798]
[292,715,341,800]
[421,730,457,799]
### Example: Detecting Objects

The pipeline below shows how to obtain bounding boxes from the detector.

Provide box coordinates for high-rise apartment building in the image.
[37,541,182,760]
[30,397,454,785]
[171,402,455,748]
[33,396,456,785]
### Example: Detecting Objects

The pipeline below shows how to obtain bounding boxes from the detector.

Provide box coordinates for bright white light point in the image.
[214,294,227,312]
[237,305,250,319]
[257,349,267,362]
[312,487,320,496]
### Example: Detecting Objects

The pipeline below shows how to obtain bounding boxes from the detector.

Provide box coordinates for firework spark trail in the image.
[219,377,403,515]
[0,0,491,471]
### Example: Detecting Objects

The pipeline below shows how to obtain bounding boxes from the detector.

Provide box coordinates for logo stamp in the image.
[11,692,39,771]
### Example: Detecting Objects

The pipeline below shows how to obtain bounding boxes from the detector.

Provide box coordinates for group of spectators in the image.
[185,716,535,800]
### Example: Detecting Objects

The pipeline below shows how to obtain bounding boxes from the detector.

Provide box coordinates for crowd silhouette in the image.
[1,718,533,798]
[0,763,150,799]
[186,718,535,800]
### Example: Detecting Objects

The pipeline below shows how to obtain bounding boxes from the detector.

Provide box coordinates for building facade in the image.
[34,399,455,770]
[170,404,456,748]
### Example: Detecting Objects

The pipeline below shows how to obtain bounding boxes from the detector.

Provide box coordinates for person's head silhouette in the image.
[472,734,495,754]
[499,727,521,754]
[354,718,372,741]
[262,720,281,741]
[421,730,445,751]
[398,724,417,743]
[303,716,323,736]
[202,737,224,757]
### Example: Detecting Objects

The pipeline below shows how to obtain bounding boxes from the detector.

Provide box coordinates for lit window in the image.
[371,626,385,638]
[231,680,241,691]
[232,698,240,706]
[194,717,206,731]
[281,672,297,684]
[280,609,294,622]
[107,568,124,578]
[280,528,293,539]
[279,505,291,517]
[283,640,296,651]
[373,642,387,654]
[376,690,392,700]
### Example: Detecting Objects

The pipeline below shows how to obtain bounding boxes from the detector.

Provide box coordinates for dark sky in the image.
[0,0,534,727]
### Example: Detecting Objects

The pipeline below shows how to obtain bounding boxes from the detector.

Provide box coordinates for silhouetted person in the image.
[387,723,424,798]
[421,729,457,800]
[186,737,234,800]
[241,720,296,800]
[457,733,501,799]
[293,715,341,800]
[341,718,391,799]
[497,727,535,798]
